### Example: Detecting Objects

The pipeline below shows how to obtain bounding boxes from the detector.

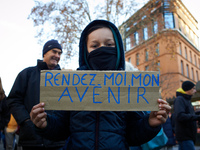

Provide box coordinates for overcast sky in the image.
[0,0,199,95]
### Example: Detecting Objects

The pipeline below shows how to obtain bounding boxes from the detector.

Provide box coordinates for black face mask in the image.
[87,47,117,70]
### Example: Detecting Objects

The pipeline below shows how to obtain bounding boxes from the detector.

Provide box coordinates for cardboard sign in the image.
[40,70,160,111]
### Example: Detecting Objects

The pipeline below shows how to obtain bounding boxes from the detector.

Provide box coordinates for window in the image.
[143,27,148,40]
[126,36,131,51]
[164,12,174,29]
[128,57,131,63]
[188,27,192,41]
[190,51,192,63]
[145,49,149,61]
[156,61,160,73]
[186,64,189,78]
[163,0,170,8]
[185,25,189,37]
[194,55,197,66]
[191,31,195,43]
[126,26,130,32]
[183,23,186,36]
[181,60,184,75]
[191,68,194,80]
[196,71,199,82]
[178,18,182,31]
[195,35,199,47]
[179,42,182,55]
[163,0,174,29]
[134,32,139,45]
[145,65,149,71]
[155,43,159,56]
[153,21,158,34]
[185,47,187,59]
[136,53,139,65]
[199,58,200,68]
[164,13,174,29]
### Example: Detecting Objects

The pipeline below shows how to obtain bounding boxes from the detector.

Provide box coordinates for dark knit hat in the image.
[182,81,195,91]
[43,39,62,57]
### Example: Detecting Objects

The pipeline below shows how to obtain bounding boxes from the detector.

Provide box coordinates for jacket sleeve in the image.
[174,97,200,122]
[36,110,70,141]
[7,69,30,125]
[126,111,161,146]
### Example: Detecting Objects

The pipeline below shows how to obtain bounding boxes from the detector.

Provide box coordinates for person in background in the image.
[4,114,21,150]
[6,39,67,150]
[0,78,10,150]
[160,116,176,150]
[174,81,199,150]
[30,20,171,150]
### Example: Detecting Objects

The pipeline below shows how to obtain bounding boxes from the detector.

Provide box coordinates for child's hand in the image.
[149,99,171,127]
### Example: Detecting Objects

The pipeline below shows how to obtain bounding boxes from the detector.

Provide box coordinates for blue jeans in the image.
[178,140,195,150]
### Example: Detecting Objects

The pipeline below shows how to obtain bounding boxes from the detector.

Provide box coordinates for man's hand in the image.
[149,99,171,127]
[30,103,47,129]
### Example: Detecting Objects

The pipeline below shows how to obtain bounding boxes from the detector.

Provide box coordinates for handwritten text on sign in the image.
[40,70,160,111]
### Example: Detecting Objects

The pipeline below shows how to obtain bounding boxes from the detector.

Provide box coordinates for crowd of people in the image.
[0,19,199,150]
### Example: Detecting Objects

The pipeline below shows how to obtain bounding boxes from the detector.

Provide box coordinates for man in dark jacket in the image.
[30,20,171,150]
[6,39,66,150]
[174,81,199,150]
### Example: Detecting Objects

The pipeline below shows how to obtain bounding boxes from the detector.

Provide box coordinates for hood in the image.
[176,88,186,97]
[176,88,186,94]
[176,87,192,100]
[77,19,125,70]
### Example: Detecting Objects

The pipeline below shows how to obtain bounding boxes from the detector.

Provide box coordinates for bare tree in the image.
[28,0,91,64]
[28,0,143,66]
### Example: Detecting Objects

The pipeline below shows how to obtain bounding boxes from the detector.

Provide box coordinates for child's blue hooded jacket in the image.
[39,20,161,150]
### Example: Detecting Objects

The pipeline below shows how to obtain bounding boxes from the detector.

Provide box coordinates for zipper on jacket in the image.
[95,111,100,150]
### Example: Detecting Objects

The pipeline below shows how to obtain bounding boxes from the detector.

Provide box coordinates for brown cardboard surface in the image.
[40,70,160,111]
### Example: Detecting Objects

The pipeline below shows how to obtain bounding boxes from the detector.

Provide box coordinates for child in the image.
[30,20,171,150]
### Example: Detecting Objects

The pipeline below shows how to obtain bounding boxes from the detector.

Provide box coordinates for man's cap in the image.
[43,39,62,57]
[182,81,195,91]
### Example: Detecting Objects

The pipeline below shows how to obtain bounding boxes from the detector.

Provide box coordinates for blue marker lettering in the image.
[89,74,96,86]
[108,87,120,104]
[137,87,149,104]
[72,74,80,86]
[124,72,126,86]
[75,86,89,102]
[152,74,159,86]
[54,73,60,86]
[58,87,73,102]
[93,86,102,103]
[81,74,87,85]
[62,73,70,85]
[45,72,53,87]
[143,74,151,86]
[104,73,114,85]
[131,74,141,86]
[115,73,123,86]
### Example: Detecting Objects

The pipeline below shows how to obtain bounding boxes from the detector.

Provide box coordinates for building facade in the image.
[119,0,200,102]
